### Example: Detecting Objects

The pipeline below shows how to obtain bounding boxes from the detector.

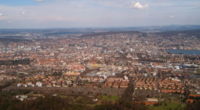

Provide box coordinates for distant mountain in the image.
[140,25,200,32]
[0,25,200,34]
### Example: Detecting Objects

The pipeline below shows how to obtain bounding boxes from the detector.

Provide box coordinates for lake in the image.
[191,74,200,79]
[167,49,200,55]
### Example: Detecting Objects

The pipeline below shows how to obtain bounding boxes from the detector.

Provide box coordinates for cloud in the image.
[34,0,45,2]
[21,11,26,15]
[131,1,148,9]
[0,12,6,20]
[94,0,128,8]
[169,15,175,18]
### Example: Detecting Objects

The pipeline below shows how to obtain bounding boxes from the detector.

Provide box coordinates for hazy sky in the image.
[0,0,200,28]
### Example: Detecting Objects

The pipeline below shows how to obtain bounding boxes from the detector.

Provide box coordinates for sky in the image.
[0,0,200,28]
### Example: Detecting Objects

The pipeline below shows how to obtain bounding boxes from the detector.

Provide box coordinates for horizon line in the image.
[0,24,200,30]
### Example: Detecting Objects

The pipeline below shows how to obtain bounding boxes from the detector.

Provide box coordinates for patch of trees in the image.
[0,37,31,43]
[0,58,31,65]
[0,95,92,110]
[1,93,199,110]
[0,80,15,90]
[185,101,200,110]
[0,94,146,110]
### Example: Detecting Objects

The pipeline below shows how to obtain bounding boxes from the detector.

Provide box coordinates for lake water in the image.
[191,74,200,79]
[167,49,200,55]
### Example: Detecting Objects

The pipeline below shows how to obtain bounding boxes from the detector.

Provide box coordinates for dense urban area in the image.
[0,28,200,110]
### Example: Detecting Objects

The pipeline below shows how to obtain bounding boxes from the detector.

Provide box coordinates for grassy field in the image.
[99,95,119,103]
[148,100,186,110]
